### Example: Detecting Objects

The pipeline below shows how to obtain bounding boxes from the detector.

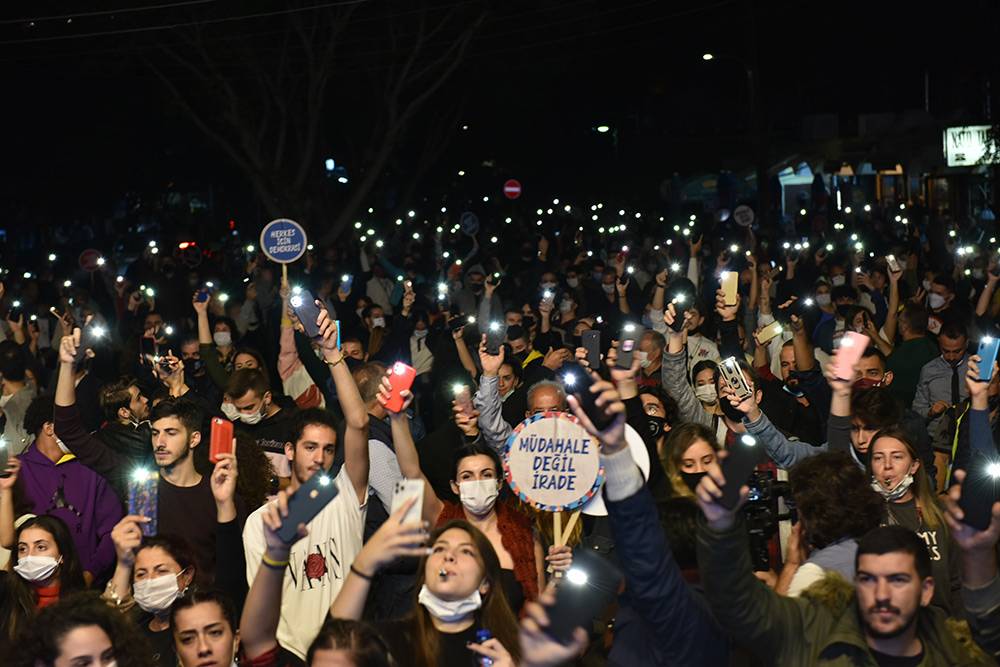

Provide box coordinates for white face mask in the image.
[55,437,71,455]
[371,317,386,329]
[566,277,580,288]
[635,351,649,369]
[815,293,832,307]
[458,479,499,516]
[927,293,946,310]
[14,555,61,583]
[831,275,846,287]
[559,299,574,313]
[694,385,718,405]
[418,585,483,622]
[213,331,232,347]
[871,473,914,502]
[922,279,932,292]
[220,401,265,425]
[134,572,184,614]
[413,329,428,339]
[602,283,616,294]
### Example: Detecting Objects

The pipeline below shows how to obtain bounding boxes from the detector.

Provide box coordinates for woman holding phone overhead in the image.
[368,375,572,615]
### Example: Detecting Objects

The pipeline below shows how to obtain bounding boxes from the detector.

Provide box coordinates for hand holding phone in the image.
[956,453,1000,531]
[209,417,235,464]
[390,479,424,527]
[485,322,506,355]
[276,471,340,543]
[290,290,324,338]
[385,363,417,413]
[719,435,763,509]
[564,369,613,430]
[832,332,870,381]
[128,469,158,536]
[721,271,738,307]
[617,324,643,369]
[976,337,1000,382]
[582,330,601,369]
[543,548,623,644]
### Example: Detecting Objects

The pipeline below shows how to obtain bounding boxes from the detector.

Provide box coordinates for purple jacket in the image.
[16,443,122,578]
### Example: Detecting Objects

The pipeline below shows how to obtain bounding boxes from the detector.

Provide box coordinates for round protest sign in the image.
[733,204,755,228]
[503,412,604,512]
[581,424,650,516]
[259,218,307,264]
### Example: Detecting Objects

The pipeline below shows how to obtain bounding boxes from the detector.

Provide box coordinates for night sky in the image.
[1,0,998,228]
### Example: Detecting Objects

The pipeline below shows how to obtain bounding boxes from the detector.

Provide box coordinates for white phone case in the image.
[391,478,424,525]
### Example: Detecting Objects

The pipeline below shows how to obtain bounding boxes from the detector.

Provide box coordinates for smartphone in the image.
[719,434,764,509]
[719,357,752,401]
[140,335,157,359]
[195,288,210,303]
[957,451,1000,531]
[617,324,643,369]
[74,323,106,365]
[832,332,870,381]
[452,383,473,414]
[340,274,354,292]
[390,478,424,526]
[886,255,901,273]
[0,440,9,478]
[276,471,340,543]
[757,320,784,345]
[790,296,815,319]
[385,362,417,412]
[977,336,1000,382]
[542,290,555,307]
[543,547,623,644]
[6,301,22,321]
[485,322,507,356]
[448,314,468,332]
[209,417,235,464]
[486,272,501,286]
[582,330,601,369]
[564,369,613,430]
[128,469,158,536]
[290,290,324,338]
[721,271,738,307]
[668,295,689,333]
[617,274,628,286]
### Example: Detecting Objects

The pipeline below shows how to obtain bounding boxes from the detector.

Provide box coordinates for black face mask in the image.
[719,396,746,423]
[513,350,529,364]
[646,416,668,440]
[470,283,484,294]
[187,358,206,375]
[680,471,707,493]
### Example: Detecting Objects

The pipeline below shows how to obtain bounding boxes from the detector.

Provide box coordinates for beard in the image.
[158,441,191,471]
[860,603,918,639]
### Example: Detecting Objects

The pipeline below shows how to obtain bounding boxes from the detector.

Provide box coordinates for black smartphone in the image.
[486,272,502,286]
[140,336,157,364]
[290,290,324,338]
[276,471,340,543]
[564,369,613,430]
[957,451,1000,531]
[616,324,643,369]
[74,324,104,364]
[448,314,468,332]
[582,330,601,369]
[543,547,623,645]
[6,301,22,321]
[485,322,507,355]
[719,434,764,509]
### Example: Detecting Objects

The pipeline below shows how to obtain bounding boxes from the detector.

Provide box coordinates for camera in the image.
[742,470,793,571]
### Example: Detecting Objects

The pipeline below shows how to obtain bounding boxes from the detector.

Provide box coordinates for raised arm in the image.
[452,327,478,379]
[330,499,427,620]
[240,490,308,661]
[377,377,444,524]
[883,264,903,344]
[317,309,369,503]
[473,337,513,453]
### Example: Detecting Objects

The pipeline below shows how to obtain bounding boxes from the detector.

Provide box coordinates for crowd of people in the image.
[0,198,999,666]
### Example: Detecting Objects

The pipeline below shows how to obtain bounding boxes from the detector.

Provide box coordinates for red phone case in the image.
[386,363,416,412]
[209,417,235,463]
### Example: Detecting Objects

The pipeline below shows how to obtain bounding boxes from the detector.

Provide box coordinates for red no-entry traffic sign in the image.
[503,179,522,200]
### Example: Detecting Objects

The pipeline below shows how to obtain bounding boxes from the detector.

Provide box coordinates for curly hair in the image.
[193,429,272,511]
[789,452,883,550]
[9,591,154,667]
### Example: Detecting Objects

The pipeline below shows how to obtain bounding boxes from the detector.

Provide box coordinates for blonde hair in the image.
[663,422,721,498]
[867,427,945,530]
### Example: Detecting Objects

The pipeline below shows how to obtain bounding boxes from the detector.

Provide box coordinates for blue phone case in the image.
[978,337,1000,382]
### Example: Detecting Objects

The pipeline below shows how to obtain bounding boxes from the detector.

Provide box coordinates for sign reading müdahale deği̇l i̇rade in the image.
[503,412,604,512]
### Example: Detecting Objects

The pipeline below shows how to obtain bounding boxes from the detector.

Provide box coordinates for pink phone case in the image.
[833,332,870,380]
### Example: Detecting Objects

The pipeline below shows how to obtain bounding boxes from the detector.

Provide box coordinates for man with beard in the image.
[96,376,152,466]
[53,329,246,581]
[241,310,370,660]
[694,459,993,665]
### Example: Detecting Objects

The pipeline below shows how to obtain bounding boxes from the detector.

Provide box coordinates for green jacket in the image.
[697,517,994,666]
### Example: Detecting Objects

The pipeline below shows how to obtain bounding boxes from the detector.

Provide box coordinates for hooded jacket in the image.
[16,442,122,577]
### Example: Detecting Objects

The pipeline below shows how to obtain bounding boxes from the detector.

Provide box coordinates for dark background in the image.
[0,0,997,230]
